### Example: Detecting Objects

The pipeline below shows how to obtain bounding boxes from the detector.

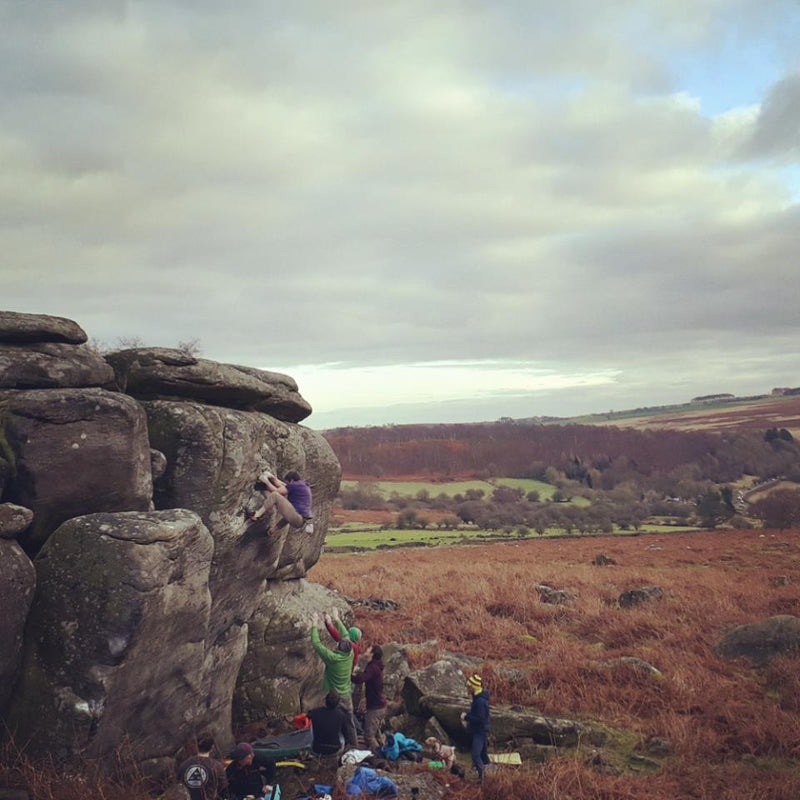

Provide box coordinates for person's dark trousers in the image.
[471,732,489,779]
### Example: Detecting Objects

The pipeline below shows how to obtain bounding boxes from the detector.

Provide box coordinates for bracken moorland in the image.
[310,529,800,800]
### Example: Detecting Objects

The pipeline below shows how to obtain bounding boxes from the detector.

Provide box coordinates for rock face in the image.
[143,400,340,738]
[8,511,214,773]
[1,388,153,554]
[106,349,312,422]
[233,579,348,721]
[0,538,36,711]
[0,343,114,389]
[714,615,800,666]
[0,311,88,345]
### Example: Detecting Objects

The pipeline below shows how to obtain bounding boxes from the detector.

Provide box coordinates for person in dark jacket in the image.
[308,690,351,757]
[351,644,387,750]
[225,741,274,800]
[177,732,228,800]
[462,673,491,780]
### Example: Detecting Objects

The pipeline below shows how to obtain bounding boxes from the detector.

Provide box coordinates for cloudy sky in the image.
[2,1,798,428]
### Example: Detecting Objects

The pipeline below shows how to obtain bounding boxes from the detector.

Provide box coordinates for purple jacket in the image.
[286,480,313,518]
[352,658,386,710]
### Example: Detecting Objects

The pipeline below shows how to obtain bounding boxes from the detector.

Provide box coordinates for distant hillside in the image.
[562,393,800,434]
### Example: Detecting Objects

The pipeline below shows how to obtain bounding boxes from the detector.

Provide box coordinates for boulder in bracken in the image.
[714,615,800,666]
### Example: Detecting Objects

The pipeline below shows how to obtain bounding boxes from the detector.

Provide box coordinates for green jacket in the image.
[311,627,354,696]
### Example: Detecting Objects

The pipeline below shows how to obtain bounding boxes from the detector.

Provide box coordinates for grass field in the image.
[341,477,562,501]
[310,529,800,799]
[325,523,700,550]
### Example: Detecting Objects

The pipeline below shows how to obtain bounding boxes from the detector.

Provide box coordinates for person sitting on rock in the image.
[177,732,228,800]
[246,470,313,536]
[308,690,352,757]
[225,741,274,800]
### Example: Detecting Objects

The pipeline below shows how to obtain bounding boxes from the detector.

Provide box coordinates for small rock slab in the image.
[714,615,800,666]
[619,586,663,608]
[106,348,312,421]
[419,694,592,747]
[0,343,114,389]
[0,311,87,345]
[0,503,34,539]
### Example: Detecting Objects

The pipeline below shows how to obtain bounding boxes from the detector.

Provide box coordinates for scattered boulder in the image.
[0,311,87,345]
[535,583,575,605]
[346,595,401,611]
[1,388,153,554]
[602,657,663,678]
[714,615,800,666]
[0,343,114,390]
[593,553,617,566]
[0,502,34,539]
[619,586,663,608]
[769,575,790,587]
[402,660,469,717]
[645,736,672,756]
[0,537,36,711]
[105,348,312,422]
[7,510,214,771]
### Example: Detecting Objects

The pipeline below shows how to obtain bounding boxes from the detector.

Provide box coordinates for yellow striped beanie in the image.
[467,674,482,692]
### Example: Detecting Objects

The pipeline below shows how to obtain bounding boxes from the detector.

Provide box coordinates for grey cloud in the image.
[744,72,800,159]
[1,1,799,423]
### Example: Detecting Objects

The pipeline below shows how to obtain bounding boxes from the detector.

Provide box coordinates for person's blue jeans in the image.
[471,731,489,778]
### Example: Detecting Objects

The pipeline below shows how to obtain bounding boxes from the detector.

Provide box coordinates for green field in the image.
[324,523,700,550]
[341,477,561,500]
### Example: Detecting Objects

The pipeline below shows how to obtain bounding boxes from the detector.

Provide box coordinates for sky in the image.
[2,0,799,429]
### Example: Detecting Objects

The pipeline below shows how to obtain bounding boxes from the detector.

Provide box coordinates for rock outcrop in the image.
[0,310,340,774]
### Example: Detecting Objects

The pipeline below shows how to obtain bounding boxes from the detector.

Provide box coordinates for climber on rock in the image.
[244,470,313,536]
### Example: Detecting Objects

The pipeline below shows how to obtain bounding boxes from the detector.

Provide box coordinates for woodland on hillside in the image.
[325,423,800,531]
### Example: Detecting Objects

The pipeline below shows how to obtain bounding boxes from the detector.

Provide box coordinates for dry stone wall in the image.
[0,311,342,774]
